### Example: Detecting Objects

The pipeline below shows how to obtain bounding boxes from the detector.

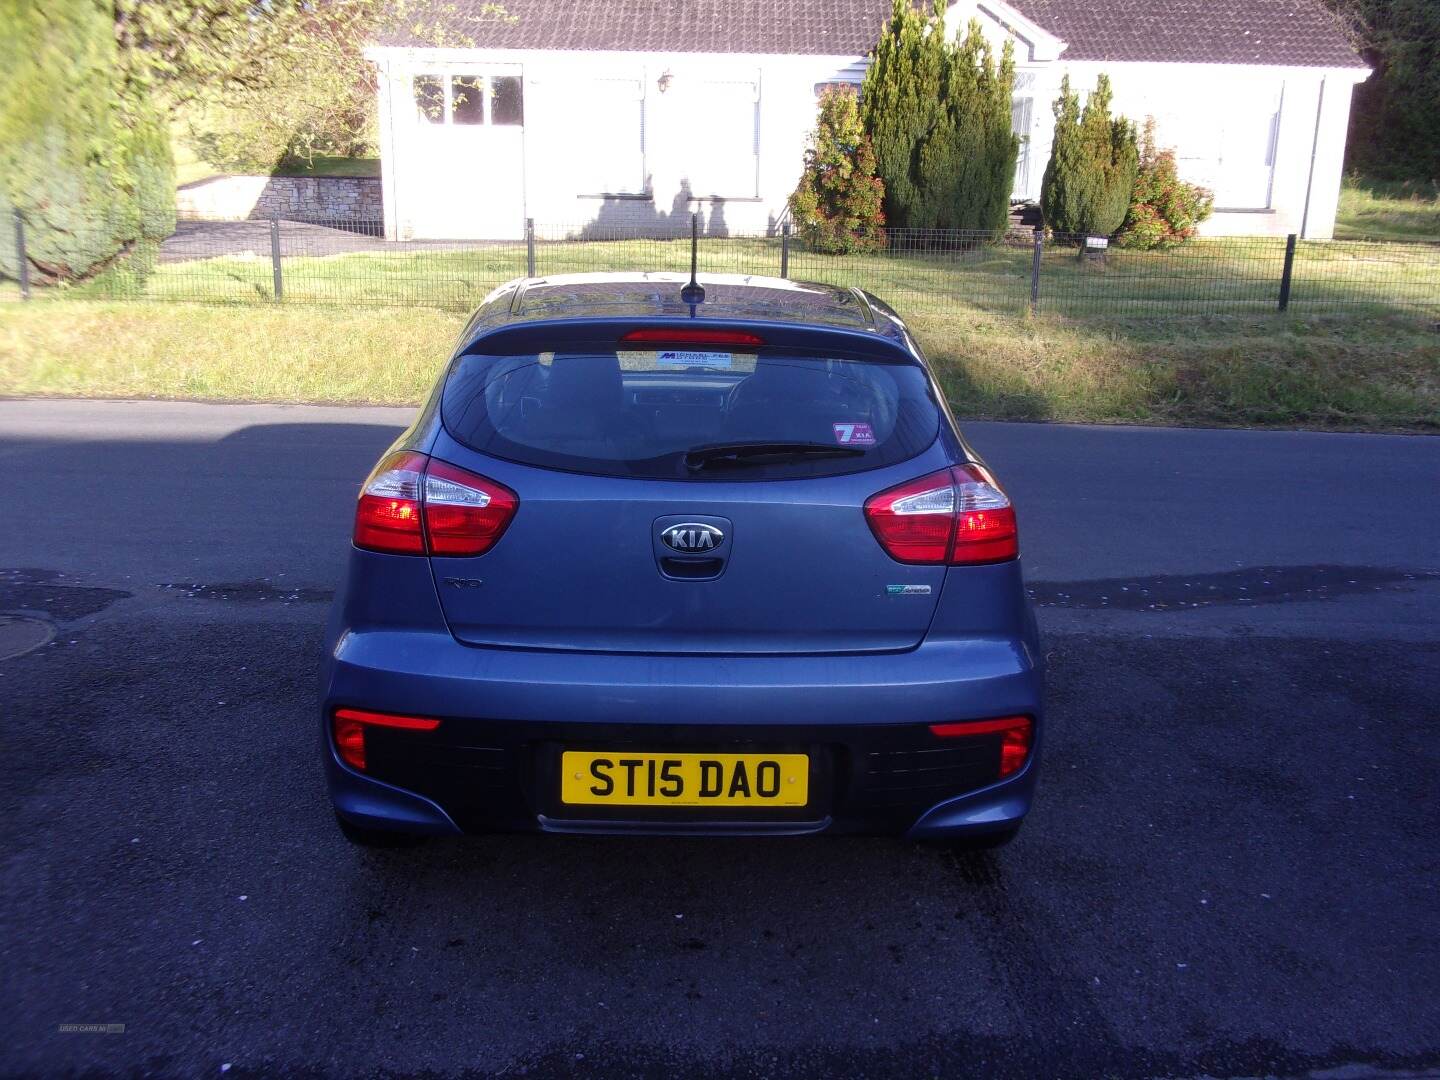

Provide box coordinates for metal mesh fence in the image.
[8,210,1439,322]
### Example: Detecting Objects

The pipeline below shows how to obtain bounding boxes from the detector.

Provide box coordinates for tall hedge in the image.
[862,2,1017,231]
[1324,0,1439,181]
[1040,75,1138,238]
[0,0,174,284]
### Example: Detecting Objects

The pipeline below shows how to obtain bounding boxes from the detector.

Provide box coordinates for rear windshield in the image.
[441,346,942,480]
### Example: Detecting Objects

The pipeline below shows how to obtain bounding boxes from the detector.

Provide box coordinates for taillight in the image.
[332,706,441,771]
[864,464,1017,565]
[930,715,1033,778]
[423,459,518,556]
[353,452,517,557]
[354,451,427,555]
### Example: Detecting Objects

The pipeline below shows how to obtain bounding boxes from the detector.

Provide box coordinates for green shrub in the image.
[789,87,887,254]
[862,2,1018,232]
[1040,74,1138,238]
[0,0,174,284]
[1115,119,1214,249]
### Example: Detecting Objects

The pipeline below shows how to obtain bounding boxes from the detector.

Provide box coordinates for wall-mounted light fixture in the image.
[657,69,673,94]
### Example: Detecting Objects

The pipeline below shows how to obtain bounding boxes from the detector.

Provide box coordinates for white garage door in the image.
[1154,85,1281,211]
[399,67,526,240]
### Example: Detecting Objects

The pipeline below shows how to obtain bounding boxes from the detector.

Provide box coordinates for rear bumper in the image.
[321,628,1044,839]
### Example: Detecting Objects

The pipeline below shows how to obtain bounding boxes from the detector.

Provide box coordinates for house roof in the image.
[376,0,1365,69]
[1014,0,1366,68]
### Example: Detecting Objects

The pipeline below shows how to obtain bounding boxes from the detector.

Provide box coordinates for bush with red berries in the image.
[788,86,887,254]
[1115,119,1215,249]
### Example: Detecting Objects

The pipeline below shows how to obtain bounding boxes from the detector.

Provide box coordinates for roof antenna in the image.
[680,212,705,306]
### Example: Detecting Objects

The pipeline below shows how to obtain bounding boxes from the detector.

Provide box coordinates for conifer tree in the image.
[863,4,1018,232]
[861,0,945,229]
[1040,74,1139,237]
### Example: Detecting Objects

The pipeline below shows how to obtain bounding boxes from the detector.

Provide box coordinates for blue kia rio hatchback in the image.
[320,271,1043,848]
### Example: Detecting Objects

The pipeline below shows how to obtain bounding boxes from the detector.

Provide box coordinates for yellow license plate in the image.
[560,751,809,807]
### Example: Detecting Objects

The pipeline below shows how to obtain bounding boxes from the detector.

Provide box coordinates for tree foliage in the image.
[861,1,1018,231]
[166,1,506,172]
[1322,0,1439,181]
[1115,119,1214,249]
[788,87,886,253]
[0,0,174,283]
[913,20,1019,231]
[1040,74,1138,238]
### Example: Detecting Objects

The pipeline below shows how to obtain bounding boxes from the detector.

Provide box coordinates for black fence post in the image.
[780,222,791,279]
[269,217,283,302]
[1278,233,1297,312]
[14,210,30,300]
[525,218,536,277]
[1029,228,1043,314]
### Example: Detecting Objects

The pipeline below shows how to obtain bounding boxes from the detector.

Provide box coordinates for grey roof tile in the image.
[375,0,1364,69]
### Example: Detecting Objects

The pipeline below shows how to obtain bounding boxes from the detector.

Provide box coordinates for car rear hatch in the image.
[426,323,954,656]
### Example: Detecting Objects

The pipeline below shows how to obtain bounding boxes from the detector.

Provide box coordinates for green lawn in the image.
[1335,175,1440,241]
[271,156,381,178]
[3,300,1435,432]
[52,232,1440,325]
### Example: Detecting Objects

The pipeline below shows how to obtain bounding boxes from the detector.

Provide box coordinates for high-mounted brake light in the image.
[353,452,517,557]
[332,706,441,772]
[620,328,765,346]
[864,464,1017,565]
[930,715,1033,778]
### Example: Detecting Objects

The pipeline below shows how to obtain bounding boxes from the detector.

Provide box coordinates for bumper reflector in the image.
[929,715,1033,778]
[332,707,441,772]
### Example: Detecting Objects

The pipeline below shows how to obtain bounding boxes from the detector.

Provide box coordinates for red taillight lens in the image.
[864,464,1017,565]
[354,451,427,555]
[930,715,1033,778]
[423,459,518,557]
[619,328,765,346]
[332,706,441,771]
[353,453,517,557]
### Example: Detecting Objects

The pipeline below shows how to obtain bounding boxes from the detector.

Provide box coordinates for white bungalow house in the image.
[364,0,1369,241]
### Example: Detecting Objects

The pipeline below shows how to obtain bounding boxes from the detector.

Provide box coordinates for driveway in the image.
[158,219,496,263]
[1,399,1437,1078]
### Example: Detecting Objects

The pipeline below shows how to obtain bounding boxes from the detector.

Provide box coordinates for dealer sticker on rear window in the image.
[656,350,733,368]
[833,422,876,446]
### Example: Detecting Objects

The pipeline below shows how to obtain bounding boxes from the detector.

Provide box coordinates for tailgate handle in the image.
[660,557,724,580]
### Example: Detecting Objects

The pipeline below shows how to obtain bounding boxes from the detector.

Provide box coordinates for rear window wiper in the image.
[684,441,867,471]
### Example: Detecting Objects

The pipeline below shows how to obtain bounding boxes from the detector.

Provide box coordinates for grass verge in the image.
[2,301,1435,432]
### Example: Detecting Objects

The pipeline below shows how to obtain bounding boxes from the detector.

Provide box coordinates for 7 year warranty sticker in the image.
[833,422,876,446]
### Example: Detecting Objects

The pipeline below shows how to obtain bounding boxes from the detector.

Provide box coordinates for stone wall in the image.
[175,175,383,222]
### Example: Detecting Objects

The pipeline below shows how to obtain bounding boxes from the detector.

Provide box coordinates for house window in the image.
[450,76,485,125]
[414,73,525,127]
[679,77,760,198]
[413,76,445,124]
[491,76,524,125]
[572,77,647,195]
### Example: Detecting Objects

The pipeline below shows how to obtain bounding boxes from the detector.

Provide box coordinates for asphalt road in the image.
[2,399,1437,1079]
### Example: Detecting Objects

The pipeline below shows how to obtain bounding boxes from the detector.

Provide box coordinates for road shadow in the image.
[0,419,409,591]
